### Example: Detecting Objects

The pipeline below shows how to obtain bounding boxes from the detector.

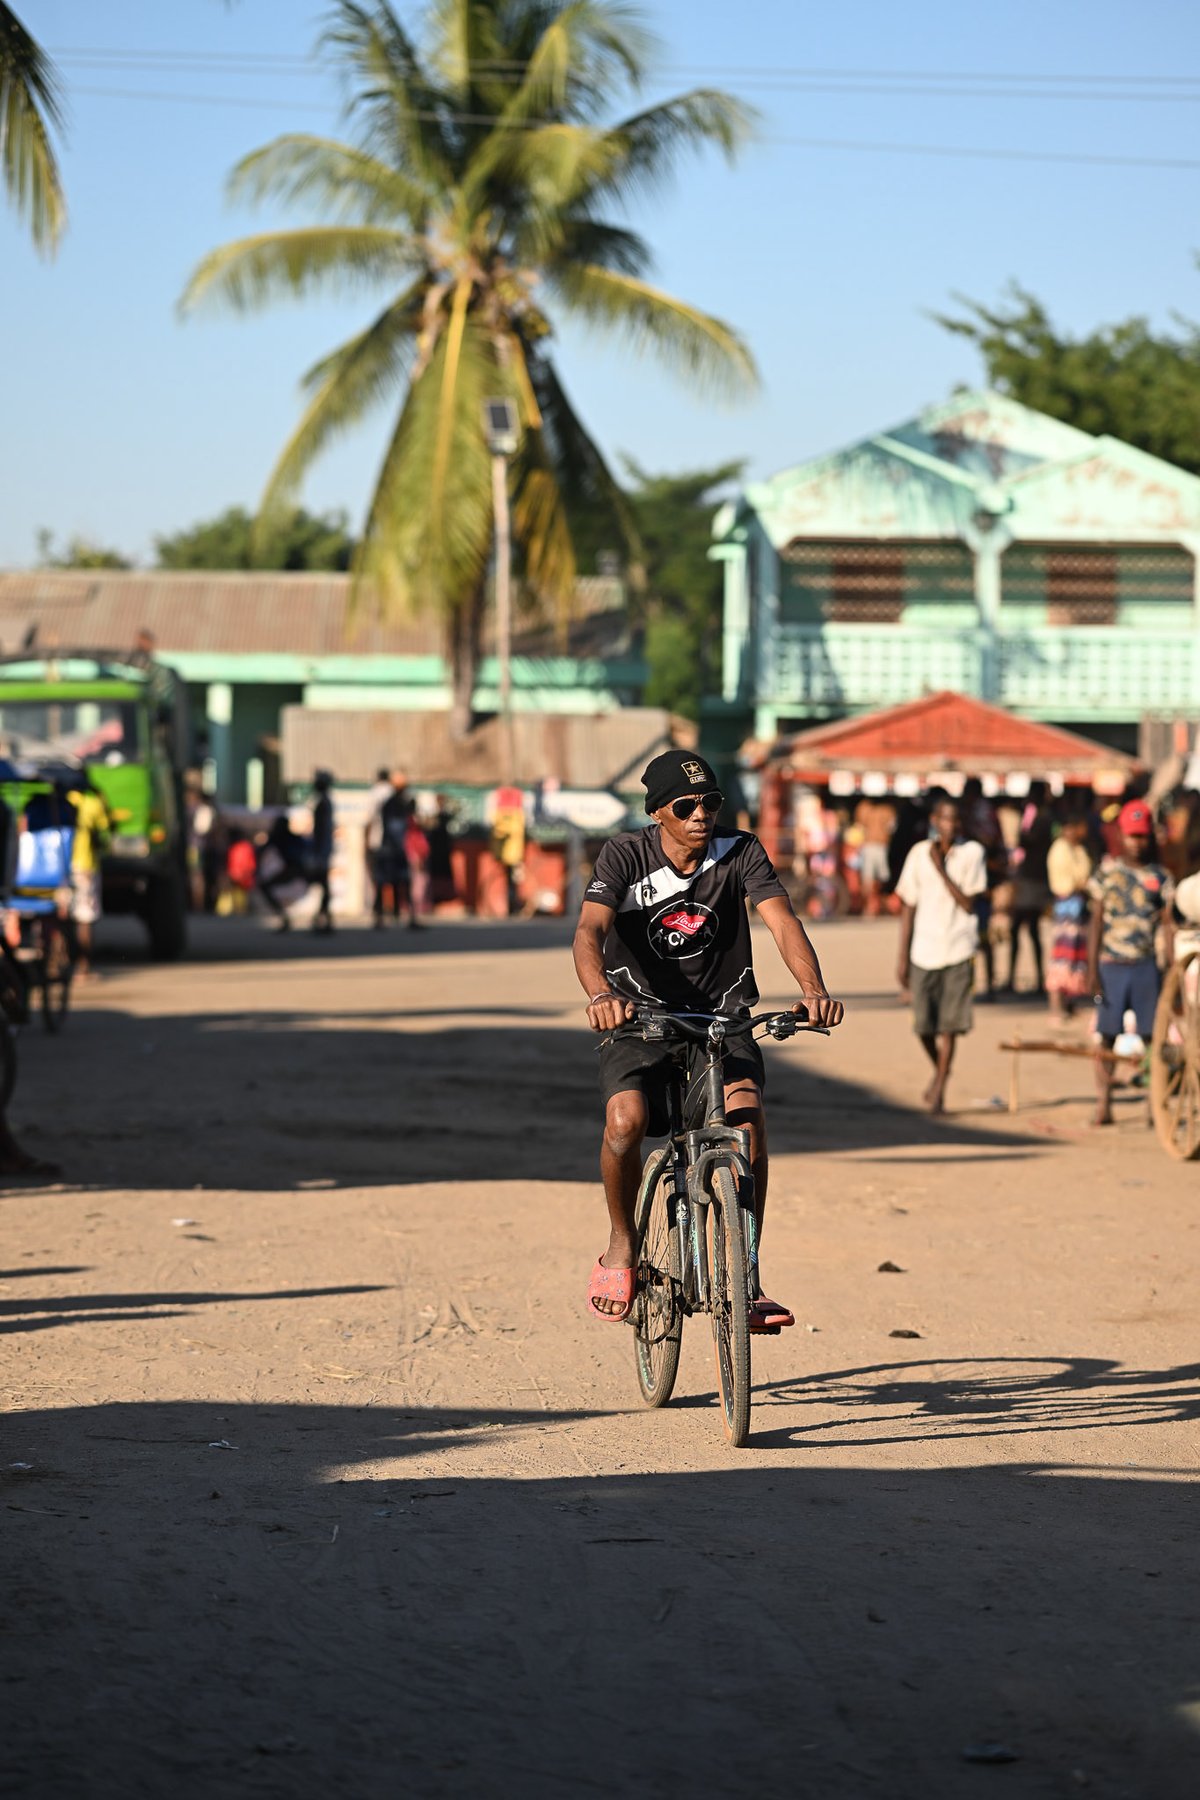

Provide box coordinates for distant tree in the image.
[154,504,355,570]
[936,281,1200,476]
[0,3,65,254]
[180,0,755,736]
[36,529,131,570]
[624,458,744,719]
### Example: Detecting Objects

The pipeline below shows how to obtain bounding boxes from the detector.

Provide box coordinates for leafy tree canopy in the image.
[936,281,1200,476]
[36,529,131,570]
[573,458,741,719]
[155,505,355,570]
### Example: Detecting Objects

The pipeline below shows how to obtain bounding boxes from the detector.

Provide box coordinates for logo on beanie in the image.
[648,898,716,959]
[681,759,706,784]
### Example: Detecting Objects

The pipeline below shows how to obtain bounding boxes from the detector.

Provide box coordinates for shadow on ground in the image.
[0,1279,386,1337]
[95,915,576,969]
[2,1394,1198,1798]
[7,1001,1049,1193]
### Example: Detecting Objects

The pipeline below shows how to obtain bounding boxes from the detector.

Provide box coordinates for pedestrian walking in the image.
[309,771,335,935]
[405,803,431,922]
[374,771,418,928]
[1087,799,1173,1127]
[895,795,987,1114]
[1045,811,1093,1024]
[1005,780,1053,994]
[65,776,111,979]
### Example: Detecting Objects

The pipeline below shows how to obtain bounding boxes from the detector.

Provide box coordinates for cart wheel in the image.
[1151,960,1200,1161]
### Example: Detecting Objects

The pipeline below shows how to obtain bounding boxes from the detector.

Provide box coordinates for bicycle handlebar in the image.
[631,1006,831,1043]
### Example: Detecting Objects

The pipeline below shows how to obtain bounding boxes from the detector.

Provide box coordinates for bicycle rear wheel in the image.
[632,1146,683,1407]
[40,922,73,1034]
[708,1161,752,1447]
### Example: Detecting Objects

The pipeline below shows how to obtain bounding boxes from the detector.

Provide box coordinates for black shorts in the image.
[597,1032,766,1138]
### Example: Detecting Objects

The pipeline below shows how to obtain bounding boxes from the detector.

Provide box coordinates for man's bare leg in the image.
[726,1079,791,1326]
[928,1033,957,1114]
[725,1079,767,1233]
[594,1090,647,1316]
[919,1031,940,1104]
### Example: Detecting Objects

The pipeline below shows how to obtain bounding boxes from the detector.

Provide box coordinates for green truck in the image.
[0,654,191,959]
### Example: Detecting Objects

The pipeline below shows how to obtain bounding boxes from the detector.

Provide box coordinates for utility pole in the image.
[483,399,519,781]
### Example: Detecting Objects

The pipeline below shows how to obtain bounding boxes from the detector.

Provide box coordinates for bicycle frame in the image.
[645,1016,763,1316]
[634,1006,831,1314]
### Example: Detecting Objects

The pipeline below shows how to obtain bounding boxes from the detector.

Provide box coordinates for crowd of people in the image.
[185,768,457,933]
[886,778,1191,1121]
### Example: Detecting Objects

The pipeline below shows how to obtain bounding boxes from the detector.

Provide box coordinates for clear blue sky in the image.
[3,0,1199,565]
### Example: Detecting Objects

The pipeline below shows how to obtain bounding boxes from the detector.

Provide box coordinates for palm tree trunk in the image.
[447,577,486,740]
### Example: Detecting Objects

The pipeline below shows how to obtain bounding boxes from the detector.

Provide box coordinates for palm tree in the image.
[181,0,756,735]
[0,2,66,254]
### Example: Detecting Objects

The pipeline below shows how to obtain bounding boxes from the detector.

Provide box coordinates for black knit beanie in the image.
[642,749,719,815]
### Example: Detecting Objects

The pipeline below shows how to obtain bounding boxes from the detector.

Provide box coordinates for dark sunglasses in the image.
[670,790,724,819]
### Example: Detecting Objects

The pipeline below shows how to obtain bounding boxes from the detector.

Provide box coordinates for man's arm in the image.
[755,895,844,1027]
[897,902,915,996]
[929,841,980,914]
[572,900,635,1033]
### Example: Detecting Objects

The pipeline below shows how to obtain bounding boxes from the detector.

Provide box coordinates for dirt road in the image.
[2,917,1198,1798]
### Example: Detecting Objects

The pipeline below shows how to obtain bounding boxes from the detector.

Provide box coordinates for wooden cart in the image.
[1150,956,1200,1160]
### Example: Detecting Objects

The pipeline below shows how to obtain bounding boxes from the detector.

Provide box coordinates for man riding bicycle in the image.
[573,750,844,1328]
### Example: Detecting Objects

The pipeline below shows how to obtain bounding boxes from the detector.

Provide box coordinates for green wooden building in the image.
[710,389,1200,755]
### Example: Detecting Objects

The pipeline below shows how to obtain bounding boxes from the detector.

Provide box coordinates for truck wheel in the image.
[146,874,188,961]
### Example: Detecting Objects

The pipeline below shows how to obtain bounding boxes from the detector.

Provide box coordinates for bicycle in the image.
[625,1006,829,1448]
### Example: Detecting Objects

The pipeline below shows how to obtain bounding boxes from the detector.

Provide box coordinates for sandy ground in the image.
[2,913,1199,1799]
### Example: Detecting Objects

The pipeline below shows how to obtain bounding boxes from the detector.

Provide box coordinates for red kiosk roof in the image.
[779,691,1137,783]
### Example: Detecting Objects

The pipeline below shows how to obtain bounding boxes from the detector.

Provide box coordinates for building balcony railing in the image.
[765,623,1200,721]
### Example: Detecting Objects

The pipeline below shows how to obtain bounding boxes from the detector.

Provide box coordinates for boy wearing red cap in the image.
[1087,799,1173,1126]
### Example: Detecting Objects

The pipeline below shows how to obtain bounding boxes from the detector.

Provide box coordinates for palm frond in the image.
[529,352,642,563]
[428,0,502,99]
[516,201,649,276]
[321,1,457,188]
[257,281,425,529]
[577,88,756,206]
[178,225,416,316]
[0,1,65,254]
[551,262,758,397]
[228,133,433,227]
[354,313,497,619]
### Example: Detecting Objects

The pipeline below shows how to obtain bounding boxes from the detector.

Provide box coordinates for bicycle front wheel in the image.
[708,1161,752,1447]
[632,1146,683,1408]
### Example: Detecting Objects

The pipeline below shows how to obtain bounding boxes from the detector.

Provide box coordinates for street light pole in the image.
[483,398,519,782]
[491,447,513,779]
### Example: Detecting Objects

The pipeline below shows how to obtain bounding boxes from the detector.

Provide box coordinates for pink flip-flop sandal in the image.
[749,1297,795,1334]
[587,1258,636,1322]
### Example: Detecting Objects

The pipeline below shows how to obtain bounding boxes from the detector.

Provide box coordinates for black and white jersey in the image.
[584,826,789,1012]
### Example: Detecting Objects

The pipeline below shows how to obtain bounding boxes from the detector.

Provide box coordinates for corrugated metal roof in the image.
[281,707,674,789]
[781,691,1138,775]
[0,572,630,661]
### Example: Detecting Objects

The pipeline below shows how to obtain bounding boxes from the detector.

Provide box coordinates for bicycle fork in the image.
[681,1134,757,1311]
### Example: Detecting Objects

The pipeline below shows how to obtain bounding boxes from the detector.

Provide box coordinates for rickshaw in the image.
[0,765,77,1040]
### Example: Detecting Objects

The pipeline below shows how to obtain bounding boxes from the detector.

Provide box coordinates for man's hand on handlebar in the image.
[795,991,844,1028]
[586,992,637,1033]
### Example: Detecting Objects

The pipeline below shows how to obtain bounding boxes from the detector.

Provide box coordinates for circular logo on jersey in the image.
[648,898,717,960]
